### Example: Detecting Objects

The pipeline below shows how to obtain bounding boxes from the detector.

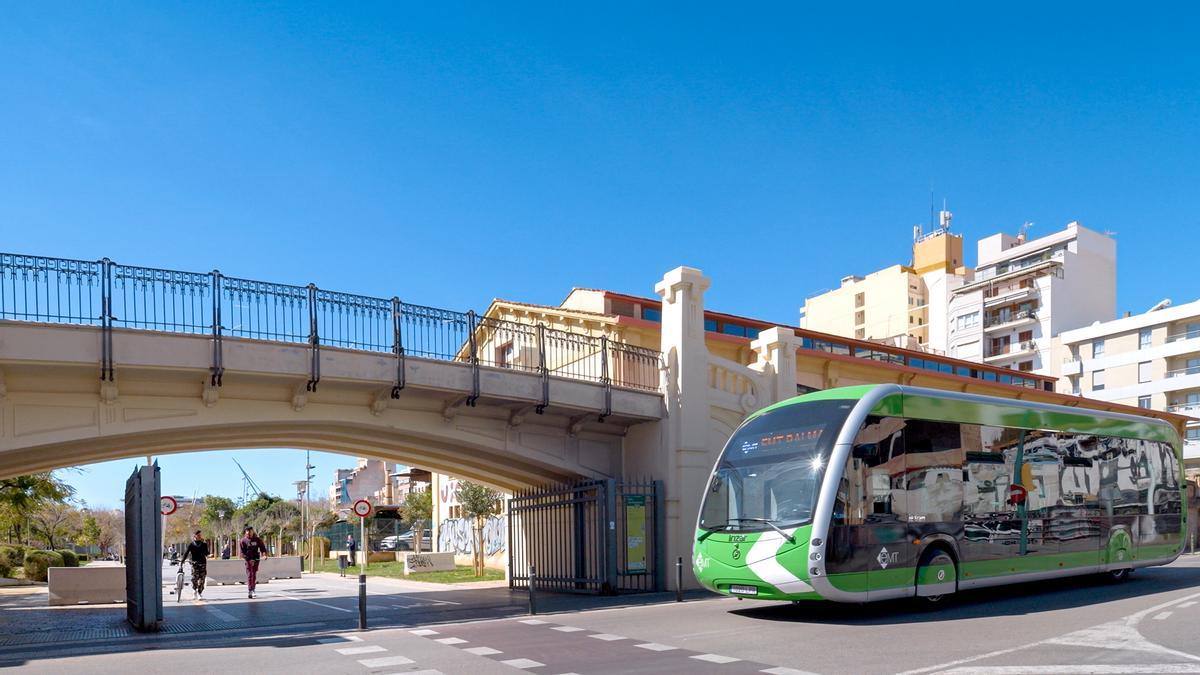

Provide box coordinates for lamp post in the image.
[217,509,226,554]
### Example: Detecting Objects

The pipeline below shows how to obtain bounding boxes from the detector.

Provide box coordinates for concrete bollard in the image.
[676,556,683,602]
[528,564,538,615]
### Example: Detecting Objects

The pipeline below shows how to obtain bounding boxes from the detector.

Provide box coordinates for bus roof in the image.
[746,383,1183,444]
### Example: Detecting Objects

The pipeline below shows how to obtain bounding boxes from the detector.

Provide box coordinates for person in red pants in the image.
[239,525,270,599]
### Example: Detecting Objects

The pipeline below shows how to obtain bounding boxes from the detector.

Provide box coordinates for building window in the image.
[1188,323,1200,339]
[855,310,865,325]
[855,328,865,339]
[641,307,662,322]
[1093,369,1105,391]
[1138,395,1152,409]
[496,342,515,368]
[704,318,717,332]
[1018,330,1033,343]
[954,312,980,331]
[854,293,865,308]
[1187,427,1200,441]
[1138,361,1152,383]
[1139,329,1152,350]
[1188,358,1200,375]
[1093,339,1105,358]
[1018,361,1033,372]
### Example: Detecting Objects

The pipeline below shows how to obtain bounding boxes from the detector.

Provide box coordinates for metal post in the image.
[599,335,611,422]
[466,310,479,406]
[358,573,367,630]
[603,478,618,595]
[391,297,405,398]
[536,323,549,414]
[306,284,320,392]
[528,564,537,615]
[676,556,683,602]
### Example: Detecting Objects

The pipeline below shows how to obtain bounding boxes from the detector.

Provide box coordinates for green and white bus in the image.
[694,384,1185,604]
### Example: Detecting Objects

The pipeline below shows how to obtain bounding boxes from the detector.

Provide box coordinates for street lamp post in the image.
[217,510,226,555]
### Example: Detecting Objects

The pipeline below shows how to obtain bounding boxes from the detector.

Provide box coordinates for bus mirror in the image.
[853,443,879,459]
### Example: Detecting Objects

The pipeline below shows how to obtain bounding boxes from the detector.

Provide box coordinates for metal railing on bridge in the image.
[0,253,662,406]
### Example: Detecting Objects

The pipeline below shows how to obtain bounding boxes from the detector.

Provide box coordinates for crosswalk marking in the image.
[692,653,741,664]
[501,658,545,669]
[358,655,415,667]
[335,645,386,655]
[634,643,676,651]
[434,637,468,645]
[551,626,585,632]
[317,635,362,644]
[519,619,549,625]
[409,629,439,636]
[762,667,823,675]
[464,646,502,656]
[587,633,626,641]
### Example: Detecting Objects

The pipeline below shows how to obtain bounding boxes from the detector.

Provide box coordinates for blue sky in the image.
[3,4,1197,506]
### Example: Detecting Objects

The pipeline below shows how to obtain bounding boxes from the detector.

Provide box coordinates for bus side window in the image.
[853,416,906,521]
[903,419,964,523]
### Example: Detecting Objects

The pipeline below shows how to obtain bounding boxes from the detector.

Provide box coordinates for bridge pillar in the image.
[634,266,711,590]
[750,327,806,406]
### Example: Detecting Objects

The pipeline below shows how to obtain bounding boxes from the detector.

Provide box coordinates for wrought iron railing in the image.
[0,253,663,400]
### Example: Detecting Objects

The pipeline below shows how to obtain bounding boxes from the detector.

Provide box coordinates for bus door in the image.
[1010,431,1058,572]
[853,417,914,595]
[1098,437,1138,566]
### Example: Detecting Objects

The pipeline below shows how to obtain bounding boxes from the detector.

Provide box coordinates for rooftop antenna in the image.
[1018,221,1034,243]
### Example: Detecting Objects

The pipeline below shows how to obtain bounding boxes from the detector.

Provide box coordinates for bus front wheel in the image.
[1106,567,1131,583]
[915,547,957,606]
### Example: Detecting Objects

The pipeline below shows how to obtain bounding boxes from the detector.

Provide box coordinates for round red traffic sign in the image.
[160,495,178,516]
[352,499,372,518]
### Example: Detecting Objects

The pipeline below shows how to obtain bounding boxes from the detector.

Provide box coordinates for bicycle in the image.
[174,560,187,602]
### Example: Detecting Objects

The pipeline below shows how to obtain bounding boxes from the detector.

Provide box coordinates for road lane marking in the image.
[634,643,676,651]
[1155,611,1174,620]
[273,592,354,613]
[501,658,545,669]
[936,658,1200,667]
[464,646,502,655]
[550,626,585,632]
[335,645,386,655]
[358,655,415,667]
[410,629,439,636]
[1181,601,1198,608]
[587,634,626,641]
[519,619,548,625]
[317,635,362,644]
[761,668,823,675]
[898,589,1200,675]
[434,637,467,645]
[692,653,741,664]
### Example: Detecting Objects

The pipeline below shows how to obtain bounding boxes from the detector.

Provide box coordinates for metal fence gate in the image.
[509,479,663,595]
[125,464,162,631]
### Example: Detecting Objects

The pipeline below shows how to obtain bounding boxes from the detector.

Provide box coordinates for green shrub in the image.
[56,550,79,567]
[23,550,65,582]
[311,536,330,560]
[0,546,21,570]
[0,558,11,578]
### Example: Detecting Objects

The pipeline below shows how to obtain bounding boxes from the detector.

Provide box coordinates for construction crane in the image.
[233,458,266,505]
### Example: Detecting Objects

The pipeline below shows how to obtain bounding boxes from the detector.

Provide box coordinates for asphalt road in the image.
[6,556,1200,674]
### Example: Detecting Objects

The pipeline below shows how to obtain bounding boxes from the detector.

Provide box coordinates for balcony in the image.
[984,340,1037,363]
[984,309,1038,332]
[1061,358,1083,376]
[983,285,1037,308]
[1168,402,1200,416]
[1167,366,1200,380]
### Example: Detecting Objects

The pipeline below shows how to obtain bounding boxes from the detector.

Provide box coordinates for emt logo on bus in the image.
[877,547,899,569]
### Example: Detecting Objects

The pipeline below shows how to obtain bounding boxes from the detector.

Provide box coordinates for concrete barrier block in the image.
[205,556,302,585]
[402,552,455,574]
[48,566,126,606]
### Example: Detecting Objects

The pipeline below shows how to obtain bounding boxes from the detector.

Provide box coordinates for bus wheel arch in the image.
[915,543,958,604]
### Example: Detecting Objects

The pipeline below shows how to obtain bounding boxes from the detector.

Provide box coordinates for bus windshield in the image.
[699,399,856,533]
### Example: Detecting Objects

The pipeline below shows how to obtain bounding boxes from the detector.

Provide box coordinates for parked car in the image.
[394,529,432,551]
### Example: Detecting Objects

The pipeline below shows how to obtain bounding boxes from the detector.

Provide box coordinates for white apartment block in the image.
[1057,299,1200,461]
[946,222,1116,374]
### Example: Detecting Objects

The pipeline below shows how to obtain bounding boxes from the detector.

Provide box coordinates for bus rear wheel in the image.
[915,547,957,607]
[1106,567,1131,583]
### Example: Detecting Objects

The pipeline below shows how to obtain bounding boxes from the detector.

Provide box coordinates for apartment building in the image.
[946,221,1116,373]
[328,458,394,510]
[1057,299,1200,461]
[800,216,969,353]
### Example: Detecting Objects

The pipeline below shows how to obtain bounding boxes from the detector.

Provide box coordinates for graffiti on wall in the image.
[439,516,506,556]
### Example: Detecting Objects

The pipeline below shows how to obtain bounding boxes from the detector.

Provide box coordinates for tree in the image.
[78,515,102,549]
[27,502,81,550]
[93,509,124,558]
[199,495,238,553]
[399,490,432,554]
[455,481,501,576]
[0,473,75,544]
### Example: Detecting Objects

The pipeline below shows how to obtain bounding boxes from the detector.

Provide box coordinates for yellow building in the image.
[799,217,970,353]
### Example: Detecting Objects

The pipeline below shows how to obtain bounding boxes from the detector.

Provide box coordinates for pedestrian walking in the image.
[220,542,231,560]
[239,525,270,599]
[180,530,210,600]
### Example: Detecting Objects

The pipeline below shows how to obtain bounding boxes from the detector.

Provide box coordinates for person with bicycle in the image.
[180,529,210,600]
[239,525,270,599]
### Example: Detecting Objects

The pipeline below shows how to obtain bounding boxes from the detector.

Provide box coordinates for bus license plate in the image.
[729,584,758,596]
